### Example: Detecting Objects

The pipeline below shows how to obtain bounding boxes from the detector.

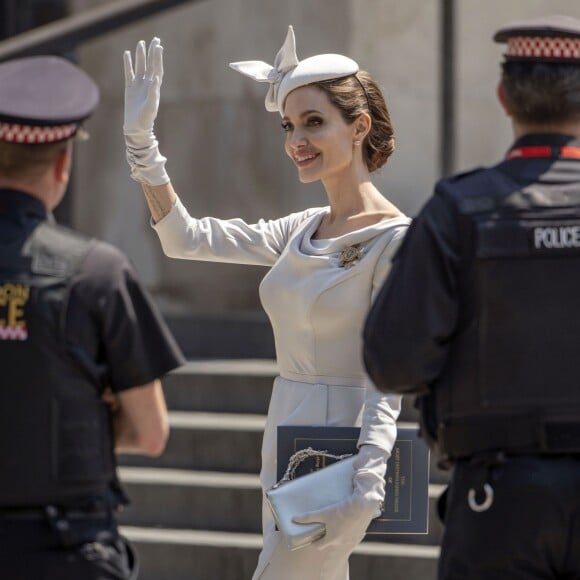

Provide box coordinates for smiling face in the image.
[282,84,360,184]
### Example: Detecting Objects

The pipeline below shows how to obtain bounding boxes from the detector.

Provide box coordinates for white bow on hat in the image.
[230,25,359,114]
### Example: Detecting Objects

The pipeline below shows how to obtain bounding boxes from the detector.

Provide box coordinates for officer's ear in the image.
[497,81,512,117]
[53,141,73,185]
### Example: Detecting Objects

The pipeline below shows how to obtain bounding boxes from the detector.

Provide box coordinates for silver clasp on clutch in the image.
[271,447,353,490]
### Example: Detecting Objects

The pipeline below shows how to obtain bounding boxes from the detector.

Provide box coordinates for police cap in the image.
[493,14,580,63]
[0,55,99,144]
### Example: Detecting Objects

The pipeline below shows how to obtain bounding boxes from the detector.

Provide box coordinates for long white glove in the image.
[292,444,388,550]
[123,37,169,185]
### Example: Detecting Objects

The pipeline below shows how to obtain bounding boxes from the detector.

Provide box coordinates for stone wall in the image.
[68,0,580,314]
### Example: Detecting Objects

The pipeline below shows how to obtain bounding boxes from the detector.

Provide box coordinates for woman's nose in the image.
[288,130,307,149]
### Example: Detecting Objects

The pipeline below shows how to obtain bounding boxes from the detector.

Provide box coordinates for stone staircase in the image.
[117,360,448,580]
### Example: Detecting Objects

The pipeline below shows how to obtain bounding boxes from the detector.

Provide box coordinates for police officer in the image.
[362,14,580,580]
[0,55,185,578]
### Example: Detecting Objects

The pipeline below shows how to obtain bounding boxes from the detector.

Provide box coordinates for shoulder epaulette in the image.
[26,222,95,277]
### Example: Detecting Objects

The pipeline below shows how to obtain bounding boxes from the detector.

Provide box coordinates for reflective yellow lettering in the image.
[8,297,26,328]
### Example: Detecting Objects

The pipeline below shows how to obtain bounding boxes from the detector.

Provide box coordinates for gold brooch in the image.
[338,244,363,268]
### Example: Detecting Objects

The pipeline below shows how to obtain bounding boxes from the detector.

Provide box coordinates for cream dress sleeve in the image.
[152,197,326,266]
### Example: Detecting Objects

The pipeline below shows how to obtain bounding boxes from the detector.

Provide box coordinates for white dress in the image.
[153,199,411,580]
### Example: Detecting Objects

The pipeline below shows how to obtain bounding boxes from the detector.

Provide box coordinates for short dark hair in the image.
[501,61,580,125]
[0,140,69,180]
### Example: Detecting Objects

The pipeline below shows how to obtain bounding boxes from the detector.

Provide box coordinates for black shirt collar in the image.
[0,189,48,220]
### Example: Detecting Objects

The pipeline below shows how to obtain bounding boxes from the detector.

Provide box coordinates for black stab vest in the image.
[0,222,115,506]
[423,167,580,460]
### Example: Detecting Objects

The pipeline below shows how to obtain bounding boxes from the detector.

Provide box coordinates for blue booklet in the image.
[276,425,430,535]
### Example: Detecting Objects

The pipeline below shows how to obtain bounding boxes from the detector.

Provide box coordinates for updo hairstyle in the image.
[316,71,395,172]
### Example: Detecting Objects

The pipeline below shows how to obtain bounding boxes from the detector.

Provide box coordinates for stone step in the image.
[121,525,439,580]
[163,360,420,422]
[163,360,276,415]
[119,411,451,485]
[117,467,445,546]
[117,353,443,579]
[164,312,276,360]
[119,411,264,473]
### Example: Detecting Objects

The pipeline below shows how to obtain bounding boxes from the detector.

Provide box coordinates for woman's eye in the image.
[306,117,323,127]
[281,122,292,132]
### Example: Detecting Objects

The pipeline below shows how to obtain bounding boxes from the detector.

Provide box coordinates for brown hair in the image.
[0,140,69,180]
[316,71,395,172]
[501,61,580,125]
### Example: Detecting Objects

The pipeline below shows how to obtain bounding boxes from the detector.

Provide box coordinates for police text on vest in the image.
[533,225,580,249]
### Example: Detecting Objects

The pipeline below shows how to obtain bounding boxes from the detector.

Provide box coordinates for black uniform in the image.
[363,14,580,577]
[364,133,580,579]
[0,53,185,579]
[0,189,185,579]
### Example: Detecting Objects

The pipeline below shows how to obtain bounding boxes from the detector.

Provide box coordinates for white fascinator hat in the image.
[229,25,359,114]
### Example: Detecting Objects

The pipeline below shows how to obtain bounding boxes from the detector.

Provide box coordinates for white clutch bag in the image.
[265,447,356,551]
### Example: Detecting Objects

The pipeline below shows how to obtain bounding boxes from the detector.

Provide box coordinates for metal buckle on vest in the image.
[468,483,494,512]
[466,451,505,513]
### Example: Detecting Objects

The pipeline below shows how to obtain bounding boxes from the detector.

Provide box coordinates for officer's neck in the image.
[512,119,580,140]
[0,171,59,211]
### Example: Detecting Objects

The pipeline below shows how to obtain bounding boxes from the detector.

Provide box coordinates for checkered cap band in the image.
[506,36,580,60]
[0,122,77,144]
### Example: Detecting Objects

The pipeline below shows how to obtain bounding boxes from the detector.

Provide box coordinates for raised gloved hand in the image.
[292,444,388,550]
[123,37,169,185]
